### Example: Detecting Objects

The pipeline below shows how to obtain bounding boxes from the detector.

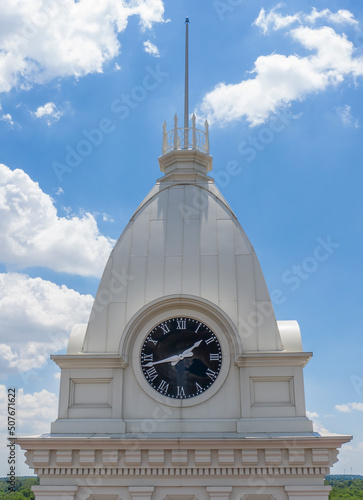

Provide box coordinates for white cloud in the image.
[331,441,363,474]
[254,3,300,34]
[32,101,63,125]
[337,104,360,128]
[0,103,14,125]
[335,402,363,413]
[305,8,358,26]
[196,22,363,126]
[254,5,358,34]
[306,410,331,435]
[0,385,58,475]
[1,113,14,125]
[0,272,93,372]
[0,163,115,276]
[0,0,165,93]
[102,212,115,222]
[144,39,160,57]
[114,62,121,71]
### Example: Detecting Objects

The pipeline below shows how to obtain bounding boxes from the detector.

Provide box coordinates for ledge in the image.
[50,354,128,369]
[235,352,313,367]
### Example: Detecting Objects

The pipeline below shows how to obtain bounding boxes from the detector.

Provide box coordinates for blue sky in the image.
[0,0,362,476]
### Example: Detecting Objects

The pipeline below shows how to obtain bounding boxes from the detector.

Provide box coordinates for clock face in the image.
[140,317,222,399]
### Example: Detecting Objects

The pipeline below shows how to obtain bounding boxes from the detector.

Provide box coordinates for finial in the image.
[204,119,210,154]
[162,121,167,154]
[173,114,178,149]
[192,113,196,149]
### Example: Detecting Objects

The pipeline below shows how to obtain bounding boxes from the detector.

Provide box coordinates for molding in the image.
[158,149,213,176]
[235,352,313,368]
[32,465,332,477]
[250,376,295,408]
[69,378,112,409]
[14,437,352,479]
[14,434,352,451]
[51,354,127,369]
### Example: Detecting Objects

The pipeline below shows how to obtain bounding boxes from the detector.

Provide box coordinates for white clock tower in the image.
[16,20,350,500]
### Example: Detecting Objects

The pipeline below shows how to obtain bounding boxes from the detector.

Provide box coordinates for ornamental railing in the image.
[162,113,210,155]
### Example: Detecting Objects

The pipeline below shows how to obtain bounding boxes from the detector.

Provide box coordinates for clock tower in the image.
[16,20,350,500]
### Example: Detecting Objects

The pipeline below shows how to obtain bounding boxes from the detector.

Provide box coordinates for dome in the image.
[81,136,282,355]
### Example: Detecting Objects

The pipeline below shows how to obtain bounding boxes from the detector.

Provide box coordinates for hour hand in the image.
[171,340,203,366]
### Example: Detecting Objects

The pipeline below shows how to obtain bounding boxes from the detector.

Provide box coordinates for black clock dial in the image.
[140,317,222,399]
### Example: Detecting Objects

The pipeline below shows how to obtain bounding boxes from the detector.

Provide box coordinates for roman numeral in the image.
[206,368,216,380]
[195,382,203,393]
[158,380,169,393]
[148,337,158,345]
[210,353,220,361]
[176,319,186,329]
[205,336,215,345]
[177,386,185,397]
[143,353,153,362]
[195,322,202,333]
[159,323,170,334]
[146,367,158,381]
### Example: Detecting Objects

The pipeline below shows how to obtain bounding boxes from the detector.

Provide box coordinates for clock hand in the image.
[143,354,181,368]
[171,339,203,366]
[144,340,204,368]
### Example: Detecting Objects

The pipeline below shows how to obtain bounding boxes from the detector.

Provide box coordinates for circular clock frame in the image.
[140,317,222,400]
[130,300,232,407]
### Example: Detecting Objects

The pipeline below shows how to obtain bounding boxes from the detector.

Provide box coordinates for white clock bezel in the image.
[128,299,232,408]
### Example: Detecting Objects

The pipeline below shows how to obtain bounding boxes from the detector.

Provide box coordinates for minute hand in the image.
[170,339,203,366]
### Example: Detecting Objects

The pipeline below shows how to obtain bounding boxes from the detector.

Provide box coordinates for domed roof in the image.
[82,140,282,355]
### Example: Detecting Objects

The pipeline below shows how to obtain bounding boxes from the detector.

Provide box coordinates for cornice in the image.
[235,352,313,367]
[13,433,351,451]
[50,354,128,369]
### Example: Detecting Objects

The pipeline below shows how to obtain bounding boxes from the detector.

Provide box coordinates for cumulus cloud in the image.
[0,385,58,475]
[0,385,58,433]
[335,402,363,412]
[254,4,358,34]
[0,272,93,372]
[144,40,160,57]
[0,0,165,93]
[0,164,115,276]
[32,101,63,125]
[306,410,331,435]
[196,9,363,127]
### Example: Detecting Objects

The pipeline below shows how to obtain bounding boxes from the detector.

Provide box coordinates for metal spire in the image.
[184,17,189,148]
